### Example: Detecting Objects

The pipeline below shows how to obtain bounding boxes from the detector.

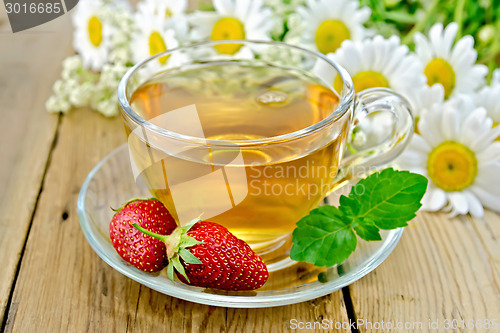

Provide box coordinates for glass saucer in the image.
[78,144,403,308]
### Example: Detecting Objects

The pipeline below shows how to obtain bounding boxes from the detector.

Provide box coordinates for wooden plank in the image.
[0,12,72,324]
[128,290,228,332]
[349,211,500,333]
[226,294,351,332]
[3,110,131,332]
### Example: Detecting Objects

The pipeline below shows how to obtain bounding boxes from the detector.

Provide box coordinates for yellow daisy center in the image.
[211,17,245,54]
[334,71,389,93]
[427,141,477,192]
[88,16,103,47]
[165,8,173,17]
[424,58,455,99]
[315,20,350,54]
[149,31,169,64]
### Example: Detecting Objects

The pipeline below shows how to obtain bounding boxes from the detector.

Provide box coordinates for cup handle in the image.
[333,88,415,188]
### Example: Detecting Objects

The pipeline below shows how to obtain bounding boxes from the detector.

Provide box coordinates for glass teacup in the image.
[118,40,413,269]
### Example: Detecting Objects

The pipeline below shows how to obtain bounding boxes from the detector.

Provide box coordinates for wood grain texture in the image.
[349,211,500,333]
[226,294,351,332]
[3,110,130,332]
[0,13,72,324]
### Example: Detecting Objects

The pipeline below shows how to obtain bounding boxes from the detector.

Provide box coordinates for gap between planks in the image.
[322,197,360,333]
[342,286,360,333]
[0,113,63,332]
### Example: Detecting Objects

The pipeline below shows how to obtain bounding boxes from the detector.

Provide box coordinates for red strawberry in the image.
[133,219,269,290]
[109,198,177,272]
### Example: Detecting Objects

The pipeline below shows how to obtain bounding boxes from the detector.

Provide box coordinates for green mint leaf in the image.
[352,219,382,241]
[338,195,361,219]
[309,204,342,218]
[290,208,357,267]
[350,168,428,230]
[291,168,428,267]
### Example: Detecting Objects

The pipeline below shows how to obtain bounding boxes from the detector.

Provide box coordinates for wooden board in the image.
[3,110,129,332]
[349,211,500,333]
[0,12,72,323]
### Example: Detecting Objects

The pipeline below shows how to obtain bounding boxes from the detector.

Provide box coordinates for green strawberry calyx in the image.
[132,216,204,283]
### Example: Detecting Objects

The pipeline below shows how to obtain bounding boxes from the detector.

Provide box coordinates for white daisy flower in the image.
[190,0,273,56]
[286,0,371,55]
[72,0,112,71]
[323,35,425,96]
[130,2,183,71]
[414,22,488,99]
[398,95,500,218]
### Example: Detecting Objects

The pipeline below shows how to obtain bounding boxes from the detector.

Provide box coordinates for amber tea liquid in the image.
[126,63,349,257]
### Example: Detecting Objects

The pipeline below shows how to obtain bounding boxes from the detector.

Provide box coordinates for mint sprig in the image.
[290,168,428,267]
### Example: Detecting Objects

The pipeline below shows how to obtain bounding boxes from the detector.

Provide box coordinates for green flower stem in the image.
[479,21,500,68]
[401,0,440,45]
[453,0,466,38]
[479,45,500,67]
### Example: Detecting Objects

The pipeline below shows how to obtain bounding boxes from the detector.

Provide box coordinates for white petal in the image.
[213,0,233,15]
[421,186,447,211]
[469,186,500,213]
[361,38,376,71]
[474,127,500,152]
[450,36,476,66]
[462,190,484,218]
[313,58,335,86]
[447,192,469,216]
[474,163,500,196]
[442,23,458,57]
[338,41,362,73]
[398,149,426,168]
[414,32,433,63]
[235,46,254,59]
[459,107,488,149]
[441,103,460,140]
[476,142,500,164]
[190,12,219,29]
[408,134,432,154]
[428,23,444,55]
[418,105,444,146]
